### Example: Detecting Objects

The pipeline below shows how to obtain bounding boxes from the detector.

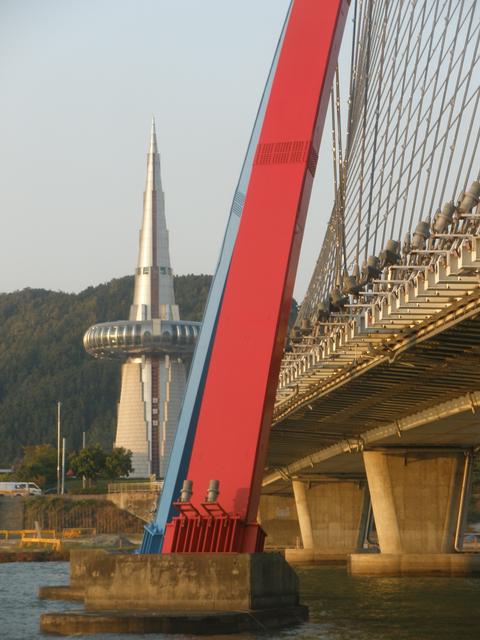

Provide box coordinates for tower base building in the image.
[115,356,187,478]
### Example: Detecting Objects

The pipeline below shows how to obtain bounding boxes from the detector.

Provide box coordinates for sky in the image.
[0,1,351,301]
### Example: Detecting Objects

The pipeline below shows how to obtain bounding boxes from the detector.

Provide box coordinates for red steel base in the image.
[163,502,265,553]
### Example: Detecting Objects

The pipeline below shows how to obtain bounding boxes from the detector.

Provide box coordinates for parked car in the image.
[0,481,42,496]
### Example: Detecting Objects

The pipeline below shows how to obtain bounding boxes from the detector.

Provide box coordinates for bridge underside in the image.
[256,0,480,573]
[264,300,480,492]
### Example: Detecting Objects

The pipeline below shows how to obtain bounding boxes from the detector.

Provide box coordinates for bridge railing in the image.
[275,222,480,419]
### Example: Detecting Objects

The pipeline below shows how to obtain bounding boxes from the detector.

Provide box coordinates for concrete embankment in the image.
[0,494,144,533]
[0,495,144,562]
[23,496,144,533]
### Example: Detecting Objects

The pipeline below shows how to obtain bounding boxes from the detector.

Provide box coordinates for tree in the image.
[69,444,106,486]
[0,274,212,465]
[473,454,480,488]
[105,447,133,479]
[13,444,57,488]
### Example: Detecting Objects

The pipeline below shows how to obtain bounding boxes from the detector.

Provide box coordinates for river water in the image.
[0,561,479,639]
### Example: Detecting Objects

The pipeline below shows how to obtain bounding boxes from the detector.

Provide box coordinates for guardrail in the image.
[0,529,61,550]
[21,537,61,550]
[0,529,56,540]
[61,527,96,538]
[107,482,163,494]
[0,528,97,546]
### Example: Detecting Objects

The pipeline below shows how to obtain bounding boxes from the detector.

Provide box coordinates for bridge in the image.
[42,0,480,634]
[261,0,480,573]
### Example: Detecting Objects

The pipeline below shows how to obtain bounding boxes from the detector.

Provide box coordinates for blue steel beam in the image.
[139,2,293,553]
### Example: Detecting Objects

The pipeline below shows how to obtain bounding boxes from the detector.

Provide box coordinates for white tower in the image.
[84,120,199,478]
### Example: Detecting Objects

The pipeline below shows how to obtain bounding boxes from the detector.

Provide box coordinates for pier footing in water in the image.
[349,553,480,576]
[39,549,308,635]
[38,585,84,601]
[285,548,348,564]
[41,606,308,635]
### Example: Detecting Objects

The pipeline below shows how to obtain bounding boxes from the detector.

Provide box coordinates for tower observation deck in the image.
[84,120,200,478]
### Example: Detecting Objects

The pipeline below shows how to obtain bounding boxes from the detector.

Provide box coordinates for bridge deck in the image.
[266,250,480,488]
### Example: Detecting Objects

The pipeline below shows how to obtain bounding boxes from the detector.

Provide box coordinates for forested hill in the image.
[0,274,212,466]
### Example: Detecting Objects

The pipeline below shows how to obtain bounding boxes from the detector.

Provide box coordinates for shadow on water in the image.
[1,562,479,640]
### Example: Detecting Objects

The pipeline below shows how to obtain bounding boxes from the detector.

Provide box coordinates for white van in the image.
[0,482,42,496]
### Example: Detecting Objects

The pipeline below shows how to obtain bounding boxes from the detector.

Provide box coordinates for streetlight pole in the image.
[82,431,86,490]
[61,437,66,495]
[56,401,61,495]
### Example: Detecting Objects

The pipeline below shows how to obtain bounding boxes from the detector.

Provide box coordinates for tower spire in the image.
[130,119,177,322]
[149,116,158,155]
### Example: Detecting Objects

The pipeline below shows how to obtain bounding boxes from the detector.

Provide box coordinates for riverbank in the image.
[0,532,141,563]
[0,550,68,563]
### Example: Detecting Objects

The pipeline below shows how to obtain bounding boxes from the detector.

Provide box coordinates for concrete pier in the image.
[40,550,308,635]
[292,480,315,550]
[350,449,476,575]
[261,479,368,563]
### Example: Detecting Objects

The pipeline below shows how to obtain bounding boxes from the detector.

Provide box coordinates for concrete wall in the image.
[108,491,159,522]
[0,496,24,529]
[259,494,301,549]
[307,482,367,552]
